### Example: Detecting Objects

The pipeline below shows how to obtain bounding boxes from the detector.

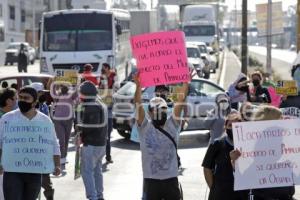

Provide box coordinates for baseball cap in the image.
[79,81,97,96]
[30,82,45,93]
[149,97,168,110]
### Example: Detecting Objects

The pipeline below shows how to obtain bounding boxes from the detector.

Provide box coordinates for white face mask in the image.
[219,102,230,110]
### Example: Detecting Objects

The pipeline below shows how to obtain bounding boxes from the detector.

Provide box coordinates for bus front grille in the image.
[52,63,99,73]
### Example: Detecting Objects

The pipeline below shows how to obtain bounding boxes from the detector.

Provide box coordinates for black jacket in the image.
[76,100,108,146]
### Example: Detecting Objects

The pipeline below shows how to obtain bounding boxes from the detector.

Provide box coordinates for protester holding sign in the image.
[230,105,295,200]
[280,64,300,119]
[134,72,188,200]
[202,112,242,200]
[76,81,108,200]
[0,86,61,200]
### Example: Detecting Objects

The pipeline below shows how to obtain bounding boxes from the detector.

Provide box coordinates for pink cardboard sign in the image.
[131,31,190,87]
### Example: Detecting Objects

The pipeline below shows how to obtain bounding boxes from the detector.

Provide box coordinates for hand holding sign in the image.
[131,31,190,87]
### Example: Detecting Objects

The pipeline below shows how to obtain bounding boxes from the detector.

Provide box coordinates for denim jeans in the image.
[3,172,42,200]
[81,145,106,200]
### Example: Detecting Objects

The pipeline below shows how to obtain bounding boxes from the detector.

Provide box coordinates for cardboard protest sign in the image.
[1,121,55,174]
[54,69,78,85]
[233,119,300,191]
[276,80,298,96]
[131,31,190,87]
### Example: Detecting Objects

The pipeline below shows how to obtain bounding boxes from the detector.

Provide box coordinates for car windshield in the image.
[43,13,113,51]
[184,25,215,36]
[187,48,200,58]
[7,44,21,49]
[189,80,223,96]
[198,45,207,53]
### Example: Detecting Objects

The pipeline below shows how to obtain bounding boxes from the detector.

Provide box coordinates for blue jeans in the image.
[81,145,106,200]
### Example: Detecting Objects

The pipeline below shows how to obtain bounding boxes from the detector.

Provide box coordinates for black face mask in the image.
[38,94,46,103]
[152,112,168,127]
[252,80,260,87]
[18,101,33,113]
[226,129,233,140]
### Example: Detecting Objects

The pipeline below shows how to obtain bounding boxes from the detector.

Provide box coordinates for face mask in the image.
[252,80,260,87]
[18,101,33,113]
[226,129,233,140]
[38,94,46,103]
[152,111,168,127]
[219,102,229,110]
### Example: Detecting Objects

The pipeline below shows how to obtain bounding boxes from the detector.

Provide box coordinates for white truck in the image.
[182,5,217,46]
[130,10,158,36]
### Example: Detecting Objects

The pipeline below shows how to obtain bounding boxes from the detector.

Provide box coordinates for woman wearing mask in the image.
[202,112,243,200]
[204,93,232,144]
[228,73,248,110]
[236,72,271,104]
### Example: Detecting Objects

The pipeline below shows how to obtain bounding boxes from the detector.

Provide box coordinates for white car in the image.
[187,41,217,73]
[5,42,36,66]
[186,43,209,78]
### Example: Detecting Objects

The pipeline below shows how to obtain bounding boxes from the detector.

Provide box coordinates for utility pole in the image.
[297,0,300,53]
[266,0,272,75]
[32,0,36,48]
[241,0,248,74]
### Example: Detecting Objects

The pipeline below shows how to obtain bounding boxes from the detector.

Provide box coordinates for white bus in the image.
[39,9,131,83]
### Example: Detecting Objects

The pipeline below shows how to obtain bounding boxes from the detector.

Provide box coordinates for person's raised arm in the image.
[173,82,189,125]
[133,73,145,126]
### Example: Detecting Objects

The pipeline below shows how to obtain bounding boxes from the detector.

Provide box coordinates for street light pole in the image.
[32,0,36,48]
[241,0,248,74]
[266,0,272,75]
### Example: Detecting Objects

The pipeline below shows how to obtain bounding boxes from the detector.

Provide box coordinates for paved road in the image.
[249,46,297,80]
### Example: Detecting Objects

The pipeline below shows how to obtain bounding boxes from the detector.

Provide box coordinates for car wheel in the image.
[117,130,131,140]
[212,69,216,73]
[4,62,8,66]
[9,62,13,66]
[30,59,35,65]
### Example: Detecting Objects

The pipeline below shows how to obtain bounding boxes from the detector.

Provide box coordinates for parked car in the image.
[207,46,218,70]
[188,41,217,73]
[4,42,36,66]
[112,78,225,139]
[0,73,54,104]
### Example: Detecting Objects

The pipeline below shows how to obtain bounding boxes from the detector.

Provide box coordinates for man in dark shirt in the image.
[76,81,108,200]
[202,112,242,200]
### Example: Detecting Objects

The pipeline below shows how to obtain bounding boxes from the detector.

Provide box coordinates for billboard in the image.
[256,2,284,37]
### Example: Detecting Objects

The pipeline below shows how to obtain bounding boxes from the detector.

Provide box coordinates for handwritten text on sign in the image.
[1,121,55,174]
[131,31,190,87]
[233,119,300,191]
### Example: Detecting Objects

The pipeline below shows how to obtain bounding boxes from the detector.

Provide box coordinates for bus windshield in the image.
[184,25,215,36]
[43,13,113,51]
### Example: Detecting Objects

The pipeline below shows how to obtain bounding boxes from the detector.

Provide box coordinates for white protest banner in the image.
[233,119,300,191]
[1,121,55,174]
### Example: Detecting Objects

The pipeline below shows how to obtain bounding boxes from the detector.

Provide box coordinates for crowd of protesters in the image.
[0,58,299,200]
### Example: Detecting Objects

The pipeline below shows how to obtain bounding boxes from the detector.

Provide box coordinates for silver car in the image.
[5,42,36,65]
[112,79,225,139]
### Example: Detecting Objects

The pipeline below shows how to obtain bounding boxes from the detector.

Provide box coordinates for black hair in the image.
[19,87,38,102]
[102,63,111,69]
[1,81,8,88]
[0,88,16,107]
